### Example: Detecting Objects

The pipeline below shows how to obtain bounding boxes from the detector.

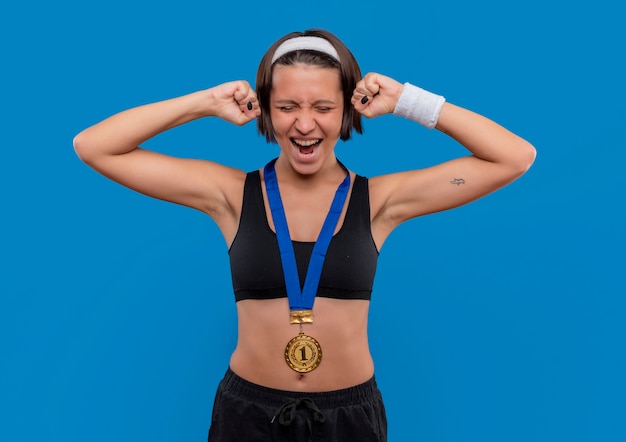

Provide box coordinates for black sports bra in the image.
[229,170,379,301]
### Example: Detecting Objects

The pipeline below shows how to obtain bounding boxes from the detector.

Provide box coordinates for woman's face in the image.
[270,63,344,175]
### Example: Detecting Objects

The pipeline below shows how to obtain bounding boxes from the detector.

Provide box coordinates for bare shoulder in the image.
[179,158,247,222]
[368,170,426,222]
[367,170,428,249]
[154,157,249,247]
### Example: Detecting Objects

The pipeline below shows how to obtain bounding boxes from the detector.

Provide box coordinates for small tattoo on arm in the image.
[451,178,465,186]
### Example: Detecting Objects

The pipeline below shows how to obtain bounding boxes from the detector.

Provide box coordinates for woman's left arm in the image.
[352,73,536,230]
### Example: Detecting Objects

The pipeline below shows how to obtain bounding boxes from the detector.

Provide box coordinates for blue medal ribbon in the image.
[263,158,350,312]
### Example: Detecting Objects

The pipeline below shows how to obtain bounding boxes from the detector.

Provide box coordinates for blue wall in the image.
[2,1,624,440]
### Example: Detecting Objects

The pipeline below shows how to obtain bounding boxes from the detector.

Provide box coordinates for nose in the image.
[294,110,316,134]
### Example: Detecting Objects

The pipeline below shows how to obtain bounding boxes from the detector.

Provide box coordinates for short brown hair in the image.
[256,29,363,143]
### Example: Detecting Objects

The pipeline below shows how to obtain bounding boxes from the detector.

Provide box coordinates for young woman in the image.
[74,29,535,442]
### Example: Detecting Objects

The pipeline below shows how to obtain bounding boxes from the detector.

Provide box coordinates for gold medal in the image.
[285,332,322,373]
[286,311,321,372]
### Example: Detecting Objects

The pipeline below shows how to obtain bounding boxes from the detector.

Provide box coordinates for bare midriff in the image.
[229,297,374,392]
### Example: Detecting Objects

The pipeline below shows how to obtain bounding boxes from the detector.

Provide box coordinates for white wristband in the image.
[392,82,445,129]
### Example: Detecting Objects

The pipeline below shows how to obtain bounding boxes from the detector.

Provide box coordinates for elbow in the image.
[511,139,537,178]
[73,130,96,165]
[73,131,87,161]
[521,140,537,173]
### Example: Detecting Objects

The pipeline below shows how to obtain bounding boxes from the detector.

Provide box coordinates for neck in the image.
[274,154,345,186]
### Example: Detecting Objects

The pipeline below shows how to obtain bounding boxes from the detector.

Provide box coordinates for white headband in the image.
[271,36,340,64]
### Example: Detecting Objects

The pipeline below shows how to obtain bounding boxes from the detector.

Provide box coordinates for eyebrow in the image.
[273,99,338,105]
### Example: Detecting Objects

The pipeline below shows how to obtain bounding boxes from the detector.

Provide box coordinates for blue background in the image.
[2,0,624,441]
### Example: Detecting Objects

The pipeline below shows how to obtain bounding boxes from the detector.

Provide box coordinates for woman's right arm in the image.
[73,81,260,227]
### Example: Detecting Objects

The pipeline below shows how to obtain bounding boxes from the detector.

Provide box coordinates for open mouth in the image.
[291,138,322,156]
